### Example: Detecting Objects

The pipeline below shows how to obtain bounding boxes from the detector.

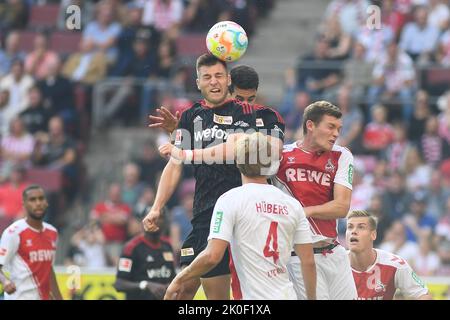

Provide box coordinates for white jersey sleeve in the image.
[293,200,313,245]
[0,226,20,267]
[333,146,354,190]
[394,262,429,299]
[208,192,236,244]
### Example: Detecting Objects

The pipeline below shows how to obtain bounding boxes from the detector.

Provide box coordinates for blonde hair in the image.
[347,210,378,231]
[235,132,272,177]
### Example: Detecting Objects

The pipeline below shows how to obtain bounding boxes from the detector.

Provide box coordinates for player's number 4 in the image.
[263,222,280,264]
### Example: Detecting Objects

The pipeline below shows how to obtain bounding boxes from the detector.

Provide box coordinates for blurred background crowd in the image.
[0,0,449,281]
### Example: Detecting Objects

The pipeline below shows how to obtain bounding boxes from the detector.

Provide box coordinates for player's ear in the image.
[227,74,231,87]
[371,230,377,241]
[196,78,200,90]
[306,120,315,131]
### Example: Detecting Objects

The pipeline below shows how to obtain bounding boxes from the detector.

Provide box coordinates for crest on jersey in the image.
[26,239,33,247]
[287,156,295,164]
[325,159,335,173]
[256,118,264,127]
[213,114,233,125]
[374,280,386,293]
[118,258,133,272]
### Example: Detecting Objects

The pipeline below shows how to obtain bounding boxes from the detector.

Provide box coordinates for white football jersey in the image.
[208,183,312,300]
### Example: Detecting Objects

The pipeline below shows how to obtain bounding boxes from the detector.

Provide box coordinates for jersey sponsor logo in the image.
[213,211,224,233]
[348,164,354,184]
[146,255,154,262]
[193,115,203,123]
[29,249,55,263]
[213,114,233,125]
[118,258,133,272]
[256,118,264,127]
[285,168,331,186]
[0,248,6,256]
[163,252,174,262]
[147,265,172,279]
[233,120,250,127]
[174,129,182,146]
[325,159,335,173]
[181,248,194,257]
[194,125,229,142]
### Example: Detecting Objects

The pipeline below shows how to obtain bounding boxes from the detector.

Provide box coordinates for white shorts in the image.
[288,244,357,300]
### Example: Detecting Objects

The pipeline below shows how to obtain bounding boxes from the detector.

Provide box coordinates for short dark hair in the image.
[229,65,259,93]
[23,184,45,201]
[196,53,227,75]
[302,100,342,135]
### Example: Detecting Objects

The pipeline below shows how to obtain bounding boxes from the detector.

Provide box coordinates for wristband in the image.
[183,150,193,162]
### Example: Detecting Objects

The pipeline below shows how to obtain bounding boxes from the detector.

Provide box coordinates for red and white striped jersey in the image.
[351,249,429,300]
[274,142,353,243]
[0,219,58,300]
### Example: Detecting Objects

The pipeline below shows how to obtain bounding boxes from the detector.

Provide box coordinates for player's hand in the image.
[164,280,182,300]
[4,279,16,294]
[147,283,167,300]
[148,107,180,134]
[143,207,161,232]
[158,143,184,161]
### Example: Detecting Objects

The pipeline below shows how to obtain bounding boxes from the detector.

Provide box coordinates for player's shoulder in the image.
[332,144,354,159]
[376,249,410,269]
[252,104,285,122]
[2,219,28,237]
[282,142,298,154]
[218,185,244,200]
[123,235,145,256]
[43,222,58,234]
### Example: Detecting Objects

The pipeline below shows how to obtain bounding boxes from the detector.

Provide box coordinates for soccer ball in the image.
[206,21,248,62]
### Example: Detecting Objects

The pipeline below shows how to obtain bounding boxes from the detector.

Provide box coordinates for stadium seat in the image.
[17,31,38,52]
[50,31,82,56]
[175,33,207,57]
[28,4,60,29]
[26,168,63,193]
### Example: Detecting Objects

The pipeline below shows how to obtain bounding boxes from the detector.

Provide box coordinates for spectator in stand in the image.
[229,0,257,38]
[368,194,393,247]
[341,42,375,103]
[403,147,433,192]
[379,221,420,263]
[0,90,9,133]
[335,85,363,153]
[435,200,450,275]
[24,32,60,81]
[0,31,25,78]
[427,0,450,32]
[438,91,450,145]
[408,90,432,144]
[0,117,34,181]
[127,186,156,237]
[399,5,440,63]
[183,0,231,32]
[139,0,183,39]
[324,0,370,36]
[350,165,375,211]
[83,1,122,63]
[382,171,412,221]
[134,141,166,189]
[91,182,132,266]
[121,162,147,209]
[0,165,29,225]
[425,170,450,221]
[356,20,395,64]
[383,122,415,172]
[363,104,395,154]
[381,0,407,38]
[420,116,450,167]
[403,191,437,243]
[318,15,352,60]
[437,25,450,66]
[367,42,416,122]
[65,220,108,268]
[62,38,108,86]
[297,36,341,100]
[0,59,34,134]
[371,159,390,191]
[0,0,27,32]
[19,86,51,136]
[37,61,77,131]
[411,231,441,276]
[156,39,177,79]
[32,116,78,197]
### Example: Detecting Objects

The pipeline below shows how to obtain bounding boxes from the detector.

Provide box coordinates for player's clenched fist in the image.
[4,279,16,294]
[142,208,161,232]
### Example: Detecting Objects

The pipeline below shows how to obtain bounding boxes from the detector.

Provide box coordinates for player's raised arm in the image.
[143,158,182,232]
[148,106,180,135]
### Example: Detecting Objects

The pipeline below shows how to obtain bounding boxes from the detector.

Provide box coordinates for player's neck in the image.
[297,138,324,154]
[241,175,268,185]
[26,217,44,231]
[350,248,377,272]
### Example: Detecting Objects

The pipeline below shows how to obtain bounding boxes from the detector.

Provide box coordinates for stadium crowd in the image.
[0,0,449,282]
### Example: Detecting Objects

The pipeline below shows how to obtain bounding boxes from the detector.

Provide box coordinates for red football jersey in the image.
[274,142,353,242]
[351,249,429,300]
[0,219,58,300]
